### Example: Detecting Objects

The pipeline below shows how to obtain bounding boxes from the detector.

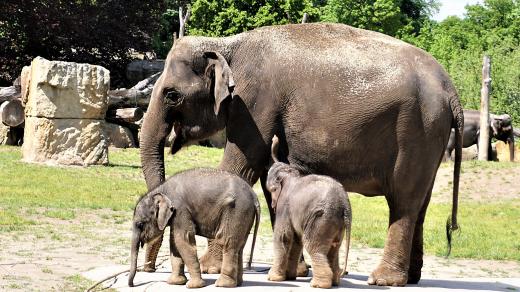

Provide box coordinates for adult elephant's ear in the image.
[154,193,175,231]
[203,51,235,115]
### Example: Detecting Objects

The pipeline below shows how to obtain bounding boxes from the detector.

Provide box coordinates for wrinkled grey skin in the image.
[128,168,260,288]
[266,136,351,288]
[446,109,515,161]
[139,23,463,286]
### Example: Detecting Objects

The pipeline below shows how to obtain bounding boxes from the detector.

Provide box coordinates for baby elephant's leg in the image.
[216,237,240,287]
[328,232,344,286]
[176,230,205,288]
[286,235,303,280]
[268,225,294,282]
[304,222,338,288]
[167,230,187,285]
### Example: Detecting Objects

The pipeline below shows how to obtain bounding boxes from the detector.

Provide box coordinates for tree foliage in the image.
[0,0,165,87]
[320,0,438,37]
[406,0,520,122]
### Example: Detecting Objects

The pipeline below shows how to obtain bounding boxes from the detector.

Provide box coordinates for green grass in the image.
[1,145,519,261]
[350,195,520,260]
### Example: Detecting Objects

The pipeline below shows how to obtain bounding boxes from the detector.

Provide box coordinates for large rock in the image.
[23,57,110,119]
[22,117,108,165]
[103,122,135,148]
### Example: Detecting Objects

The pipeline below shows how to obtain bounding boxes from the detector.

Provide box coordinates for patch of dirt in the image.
[1,162,520,291]
[432,162,520,203]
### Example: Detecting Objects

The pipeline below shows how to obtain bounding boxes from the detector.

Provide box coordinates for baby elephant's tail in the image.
[341,198,352,276]
[247,197,261,270]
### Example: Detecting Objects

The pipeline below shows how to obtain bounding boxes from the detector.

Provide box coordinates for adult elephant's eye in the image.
[136,221,144,229]
[163,87,177,99]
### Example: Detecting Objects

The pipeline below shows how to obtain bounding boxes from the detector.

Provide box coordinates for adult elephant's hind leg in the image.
[408,187,433,284]
[199,239,222,274]
[368,178,430,287]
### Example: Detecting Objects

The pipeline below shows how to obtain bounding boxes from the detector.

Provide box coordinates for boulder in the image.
[22,117,108,166]
[461,144,478,161]
[24,57,110,119]
[103,122,135,148]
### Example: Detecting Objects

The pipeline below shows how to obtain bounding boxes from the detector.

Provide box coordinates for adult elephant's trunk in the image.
[139,74,173,271]
[140,74,172,190]
[508,135,515,162]
[128,230,140,287]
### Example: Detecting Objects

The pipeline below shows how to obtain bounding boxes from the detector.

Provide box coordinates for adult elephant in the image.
[139,23,463,286]
[446,109,514,161]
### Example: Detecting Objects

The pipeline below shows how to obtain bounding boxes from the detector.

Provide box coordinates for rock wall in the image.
[22,57,110,166]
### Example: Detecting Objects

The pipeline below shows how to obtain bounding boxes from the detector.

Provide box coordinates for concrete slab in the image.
[83,263,520,291]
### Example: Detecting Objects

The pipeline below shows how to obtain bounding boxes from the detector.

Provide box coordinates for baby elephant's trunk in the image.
[128,230,140,287]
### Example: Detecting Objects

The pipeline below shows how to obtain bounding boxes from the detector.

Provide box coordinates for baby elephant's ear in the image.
[154,193,174,231]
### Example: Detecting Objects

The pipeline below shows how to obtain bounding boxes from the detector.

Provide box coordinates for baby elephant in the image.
[267,136,351,288]
[128,168,260,288]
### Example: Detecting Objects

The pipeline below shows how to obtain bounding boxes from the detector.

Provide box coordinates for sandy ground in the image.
[1,162,520,291]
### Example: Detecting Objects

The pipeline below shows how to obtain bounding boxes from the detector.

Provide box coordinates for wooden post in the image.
[301,13,308,23]
[478,55,491,161]
[178,6,191,38]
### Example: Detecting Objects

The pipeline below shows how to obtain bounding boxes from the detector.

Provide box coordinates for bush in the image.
[0,0,165,88]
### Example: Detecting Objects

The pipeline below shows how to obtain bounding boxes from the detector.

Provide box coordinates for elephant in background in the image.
[129,168,260,288]
[139,23,463,286]
[266,136,351,288]
[446,109,515,161]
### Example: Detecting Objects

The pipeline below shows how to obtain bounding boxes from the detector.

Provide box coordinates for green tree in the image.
[188,0,319,37]
[320,0,439,37]
[0,0,165,87]
[406,0,520,122]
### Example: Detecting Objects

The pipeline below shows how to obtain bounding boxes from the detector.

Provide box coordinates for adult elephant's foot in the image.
[167,274,187,285]
[199,240,222,274]
[310,277,332,289]
[215,274,237,287]
[186,278,206,288]
[297,260,309,277]
[367,262,407,286]
[267,268,286,281]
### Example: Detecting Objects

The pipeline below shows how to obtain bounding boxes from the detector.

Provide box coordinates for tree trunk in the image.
[0,86,21,104]
[108,72,160,110]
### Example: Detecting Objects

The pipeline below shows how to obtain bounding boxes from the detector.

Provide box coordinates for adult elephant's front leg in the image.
[199,239,222,274]
[144,234,163,272]
[368,203,418,286]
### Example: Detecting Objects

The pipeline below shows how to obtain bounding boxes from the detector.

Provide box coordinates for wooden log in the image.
[108,72,160,109]
[0,86,21,104]
[0,100,25,127]
[478,55,491,161]
[106,108,144,123]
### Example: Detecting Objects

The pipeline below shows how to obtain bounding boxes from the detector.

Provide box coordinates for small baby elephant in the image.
[266,136,352,288]
[128,168,260,288]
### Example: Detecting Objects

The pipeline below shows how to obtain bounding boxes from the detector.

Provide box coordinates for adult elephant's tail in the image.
[447,94,463,256]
